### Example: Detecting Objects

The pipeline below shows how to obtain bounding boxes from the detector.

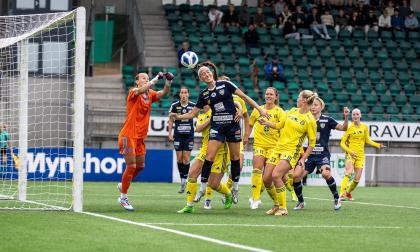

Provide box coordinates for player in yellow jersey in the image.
[245,87,286,209]
[177,105,233,213]
[260,90,317,216]
[339,108,385,201]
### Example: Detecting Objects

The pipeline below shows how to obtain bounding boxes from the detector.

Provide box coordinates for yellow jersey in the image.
[340,122,380,156]
[275,107,317,152]
[250,105,285,148]
[233,94,248,114]
[196,109,227,155]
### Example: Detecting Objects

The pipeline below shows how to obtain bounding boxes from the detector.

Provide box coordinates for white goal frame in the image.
[0,7,85,212]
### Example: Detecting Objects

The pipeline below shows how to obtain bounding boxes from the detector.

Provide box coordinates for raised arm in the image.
[242,112,250,145]
[336,107,349,131]
[156,79,172,100]
[234,89,269,118]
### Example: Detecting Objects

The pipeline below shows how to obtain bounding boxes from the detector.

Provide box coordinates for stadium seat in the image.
[379,94,392,103]
[316,82,329,93]
[369,71,381,83]
[395,94,407,106]
[346,82,358,93]
[381,60,393,71]
[312,69,324,81]
[351,94,363,104]
[375,83,387,94]
[353,59,365,71]
[306,48,318,59]
[371,105,385,114]
[408,31,420,42]
[310,60,323,70]
[327,103,340,113]
[279,93,289,103]
[387,105,399,114]
[288,82,300,92]
[365,94,377,105]
[302,39,313,50]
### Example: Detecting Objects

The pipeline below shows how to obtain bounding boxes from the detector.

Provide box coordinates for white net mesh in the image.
[0,10,81,210]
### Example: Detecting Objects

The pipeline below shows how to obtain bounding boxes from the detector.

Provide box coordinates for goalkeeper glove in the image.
[150,72,164,86]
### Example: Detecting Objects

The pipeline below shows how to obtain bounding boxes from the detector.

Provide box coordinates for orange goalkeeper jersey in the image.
[119,88,159,139]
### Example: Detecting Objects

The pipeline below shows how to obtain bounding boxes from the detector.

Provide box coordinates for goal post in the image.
[0,7,85,211]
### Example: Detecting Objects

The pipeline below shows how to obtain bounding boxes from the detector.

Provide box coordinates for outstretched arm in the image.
[170,107,200,120]
[234,89,269,119]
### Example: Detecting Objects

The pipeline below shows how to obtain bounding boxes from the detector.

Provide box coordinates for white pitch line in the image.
[89,193,420,211]
[82,211,272,252]
[144,223,405,229]
[306,197,420,211]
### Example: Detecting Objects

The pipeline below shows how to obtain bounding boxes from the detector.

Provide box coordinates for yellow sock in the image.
[340,175,351,195]
[226,177,233,190]
[205,185,213,199]
[215,183,231,195]
[260,179,265,194]
[251,169,263,200]
[266,185,279,205]
[276,185,287,209]
[285,173,294,192]
[347,180,359,193]
[186,178,197,204]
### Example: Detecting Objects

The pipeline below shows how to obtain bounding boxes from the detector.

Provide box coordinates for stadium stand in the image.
[122,2,419,121]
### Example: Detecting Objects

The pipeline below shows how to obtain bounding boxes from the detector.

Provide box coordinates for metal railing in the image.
[126,0,145,67]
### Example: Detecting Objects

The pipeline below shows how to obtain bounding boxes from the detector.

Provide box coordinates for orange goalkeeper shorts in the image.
[118,136,146,156]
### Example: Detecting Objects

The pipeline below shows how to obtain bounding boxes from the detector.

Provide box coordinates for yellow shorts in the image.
[240,141,244,155]
[266,149,301,169]
[253,145,276,159]
[196,146,230,174]
[345,154,364,169]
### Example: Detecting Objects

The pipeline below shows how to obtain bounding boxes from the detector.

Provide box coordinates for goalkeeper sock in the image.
[121,164,136,195]
[205,185,213,199]
[275,185,287,209]
[251,169,263,200]
[293,181,304,203]
[326,177,339,199]
[132,165,144,181]
[231,159,241,190]
[340,175,351,195]
[347,180,359,193]
[186,178,197,206]
[266,185,279,205]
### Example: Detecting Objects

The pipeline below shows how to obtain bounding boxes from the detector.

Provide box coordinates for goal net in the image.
[0,8,85,211]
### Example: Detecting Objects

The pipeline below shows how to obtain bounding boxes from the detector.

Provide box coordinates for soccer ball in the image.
[181,51,199,69]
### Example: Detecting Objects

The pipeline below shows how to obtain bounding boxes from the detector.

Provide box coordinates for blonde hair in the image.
[266,87,279,105]
[300,90,317,106]
[314,97,325,110]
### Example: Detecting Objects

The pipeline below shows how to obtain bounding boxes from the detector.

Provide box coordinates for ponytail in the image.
[300,90,318,106]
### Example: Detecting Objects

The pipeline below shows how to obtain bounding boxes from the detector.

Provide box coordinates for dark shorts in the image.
[0,148,6,156]
[173,134,194,151]
[305,155,331,174]
[209,123,241,143]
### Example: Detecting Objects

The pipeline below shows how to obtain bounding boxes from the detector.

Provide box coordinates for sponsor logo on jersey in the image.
[300,120,305,125]
[320,122,325,128]
[219,89,224,96]
[211,92,216,97]
[182,109,186,113]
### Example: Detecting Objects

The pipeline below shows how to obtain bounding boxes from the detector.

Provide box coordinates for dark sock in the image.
[182,163,190,179]
[230,159,241,182]
[201,159,213,183]
[326,177,339,199]
[177,162,184,179]
[293,181,304,203]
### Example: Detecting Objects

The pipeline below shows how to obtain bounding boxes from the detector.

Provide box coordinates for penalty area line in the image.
[143,223,405,229]
[81,211,272,252]
[306,197,420,211]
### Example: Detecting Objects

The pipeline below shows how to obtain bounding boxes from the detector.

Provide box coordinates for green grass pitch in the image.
[1,182,420,252]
